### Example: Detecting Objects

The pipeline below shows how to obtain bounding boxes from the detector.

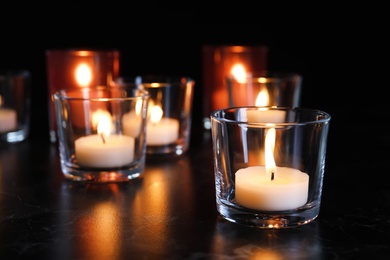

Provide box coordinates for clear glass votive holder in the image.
[46,49,120,143]
[210,106,331,228]
[226,71,302,108]
[53,86,149,182]
[0,69,31,143]
[117,75,195,157]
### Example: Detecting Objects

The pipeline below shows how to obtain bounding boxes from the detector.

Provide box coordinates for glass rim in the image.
[116,75,195,87]
[227,71,302,82]
[53,86,150,101]
[210,106,331,126]
[45,49,120,56]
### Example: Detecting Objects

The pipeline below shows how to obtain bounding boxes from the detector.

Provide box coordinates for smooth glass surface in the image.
[0,69,31,143]
[117,75,195,157]
[211,106,331,228]
[54,86,149,182]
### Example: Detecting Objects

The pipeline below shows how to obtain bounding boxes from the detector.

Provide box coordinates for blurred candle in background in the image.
[202,45,268,129]
[46,49,120,143]
[146,104,179,146]
[227,72,303,109]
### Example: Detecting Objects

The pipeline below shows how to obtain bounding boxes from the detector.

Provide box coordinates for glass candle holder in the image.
[53,86,149,182]
[0,69,31,143]
[46,49,120,143]
[210,107,331,228]
[117,75,195,157]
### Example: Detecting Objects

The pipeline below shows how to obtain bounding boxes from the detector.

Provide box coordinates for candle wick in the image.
[100,133,106,144]
[271,172,274,181]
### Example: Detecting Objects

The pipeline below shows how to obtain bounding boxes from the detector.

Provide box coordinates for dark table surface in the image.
[1,111,390,260]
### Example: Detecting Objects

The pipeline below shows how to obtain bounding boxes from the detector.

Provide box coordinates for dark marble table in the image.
[1,113,389,259]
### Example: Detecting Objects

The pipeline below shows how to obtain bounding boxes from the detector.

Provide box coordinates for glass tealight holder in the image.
[53,85,149,182]
[117,75,195,157]
[210,106,331,228]
[0,69,31,143]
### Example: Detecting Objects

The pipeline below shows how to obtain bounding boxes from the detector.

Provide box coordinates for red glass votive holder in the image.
[46,49,120,143]
[202,45,268,129]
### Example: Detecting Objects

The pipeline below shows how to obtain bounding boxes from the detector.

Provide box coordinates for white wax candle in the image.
[122,111,142,137]
[146,118,179,146]
[75,135,135,168]
[235,166,309,211]
[246,109,286,123]
[0,108,17,133]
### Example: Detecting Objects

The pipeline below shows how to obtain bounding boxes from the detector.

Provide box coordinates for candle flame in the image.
[230,63,247,84]
[265,127,277,180]
[255,88,269,107]
[75,63,92,87]
[150,105,163,124]
[93,110,112,138]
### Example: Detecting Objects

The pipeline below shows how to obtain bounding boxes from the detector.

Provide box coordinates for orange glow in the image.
[230,63,247,83]
[75,63,92,87]
[255,88,270,107]
[92,110,112,135]
[265,127,276,177]
[252,248,284,260]
[150,105,163,124]
[131,167,169,252]
[80,202,120,259]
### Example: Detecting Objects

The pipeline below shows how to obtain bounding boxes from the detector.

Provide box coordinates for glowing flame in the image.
[230,63,247,83]
[150,105,163,124]
[261,86,277,179]
[92,110,112,136]
[75,63,92,87]
[265,127,276,178]
[255,88,269,107]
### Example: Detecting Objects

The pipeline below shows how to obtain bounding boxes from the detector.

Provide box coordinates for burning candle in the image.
[74,63,93,87]
[75,112,135,168]
[146,105,179,146]
[230,63,247,84]
[246,108,286,123]
[235,127,309,211]
[245,90,286,123]
[235,165,309,211]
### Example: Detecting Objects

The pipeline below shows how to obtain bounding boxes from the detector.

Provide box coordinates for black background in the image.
[0,3,388,140]
[1,4,390,258]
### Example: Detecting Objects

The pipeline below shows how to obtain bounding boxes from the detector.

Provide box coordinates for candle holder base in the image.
[146,142,189,157]
[60,162,144,183]
[217,199,320,229]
